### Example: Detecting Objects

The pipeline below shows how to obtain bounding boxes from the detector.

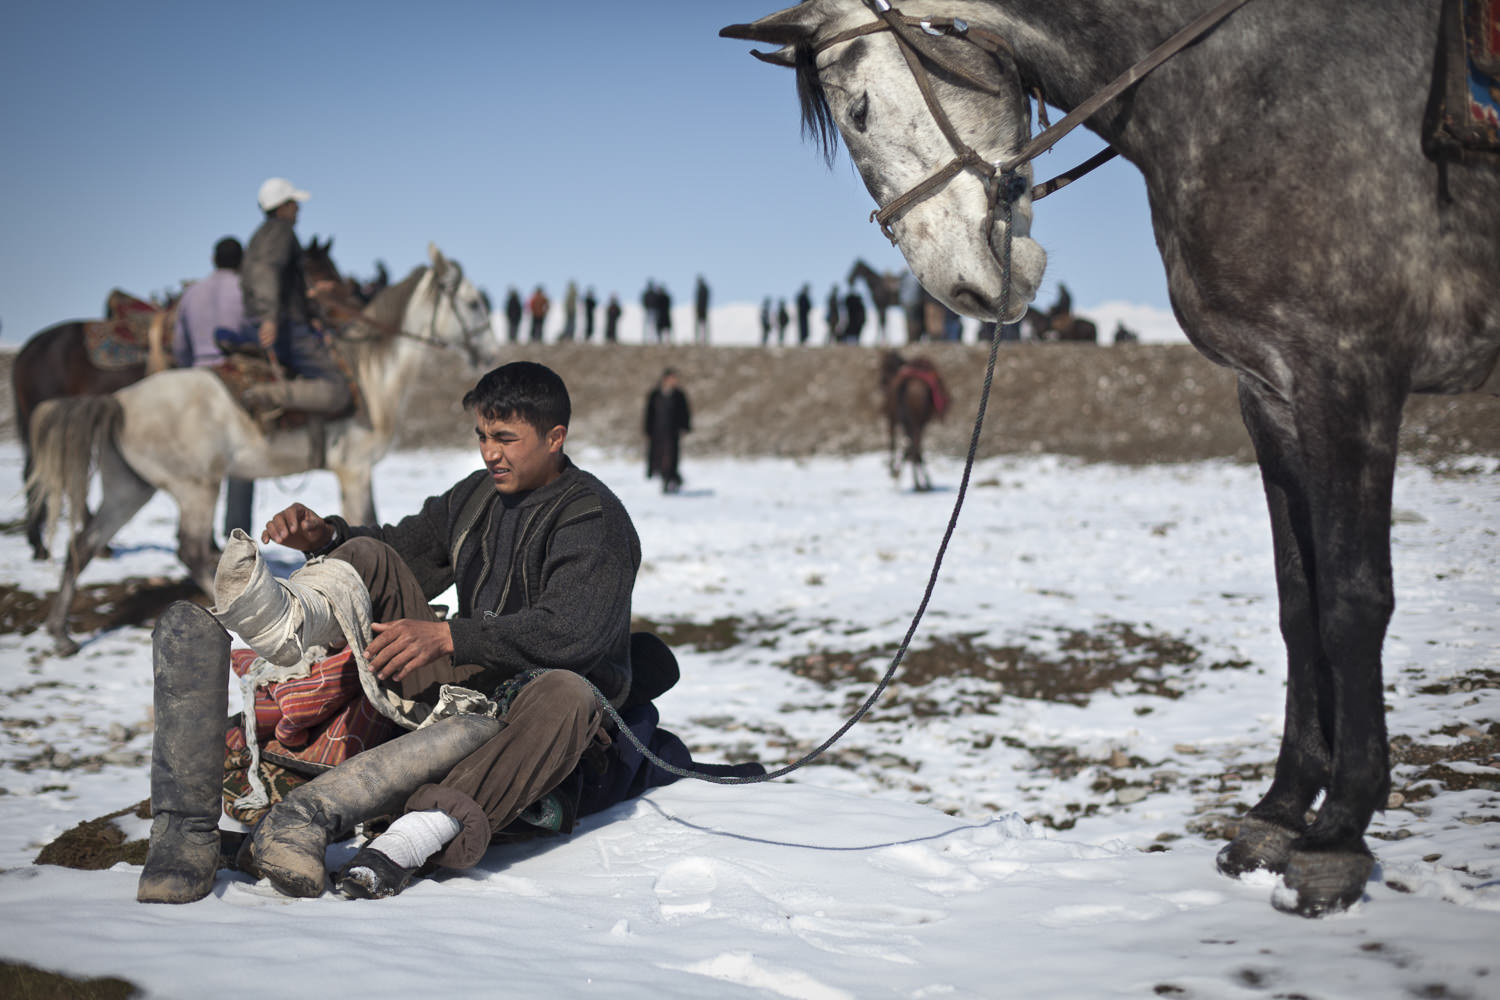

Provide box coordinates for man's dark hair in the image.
[463,361,571,434]
[214,237,243,271]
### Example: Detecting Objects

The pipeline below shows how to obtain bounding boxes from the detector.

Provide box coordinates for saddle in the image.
[82,290,161,370]
[1425,0,1500,164]
[209,351,361,432]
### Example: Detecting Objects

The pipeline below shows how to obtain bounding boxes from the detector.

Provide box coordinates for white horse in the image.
[30,243,498,655]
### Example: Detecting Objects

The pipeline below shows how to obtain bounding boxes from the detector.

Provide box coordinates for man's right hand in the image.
[262,502,334,552]
[257,318,278,351]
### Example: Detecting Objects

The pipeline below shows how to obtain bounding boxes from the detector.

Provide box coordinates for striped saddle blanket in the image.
[1426,0,1500,162]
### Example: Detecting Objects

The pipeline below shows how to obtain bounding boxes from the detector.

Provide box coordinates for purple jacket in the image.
[173,269,246,367]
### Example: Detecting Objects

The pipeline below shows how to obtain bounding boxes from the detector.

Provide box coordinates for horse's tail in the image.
[146,308,172,375]
[27,395,123,550]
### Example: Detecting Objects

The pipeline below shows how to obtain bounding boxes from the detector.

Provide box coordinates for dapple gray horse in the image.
[724,0,1500,916]
[30,243,498,656]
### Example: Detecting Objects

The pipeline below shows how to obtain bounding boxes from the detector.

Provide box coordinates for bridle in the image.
[333,265,493,365]
[811,0,1254,256]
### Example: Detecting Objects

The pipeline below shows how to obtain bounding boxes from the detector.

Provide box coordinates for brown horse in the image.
[11,293,168,560]
[849,259,903,343]
[880,350,945,491]
[10,239,350,559]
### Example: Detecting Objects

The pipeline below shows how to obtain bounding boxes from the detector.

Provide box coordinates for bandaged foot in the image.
[211,529,368,666]
[335,809,461,900]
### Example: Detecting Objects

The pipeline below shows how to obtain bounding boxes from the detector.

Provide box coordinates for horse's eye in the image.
[849,92,869,132]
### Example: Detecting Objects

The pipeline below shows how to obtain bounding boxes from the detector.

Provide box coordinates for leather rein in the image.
[320,268,490,359]
[815,0,1254,244]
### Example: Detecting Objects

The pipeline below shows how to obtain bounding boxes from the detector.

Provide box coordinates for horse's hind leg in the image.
[22,446,49,561]
[43,456,156,655]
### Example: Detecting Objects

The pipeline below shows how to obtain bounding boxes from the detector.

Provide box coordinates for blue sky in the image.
[0,0,1170,346]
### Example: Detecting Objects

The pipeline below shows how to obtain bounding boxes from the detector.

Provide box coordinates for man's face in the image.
[475,414,565,495]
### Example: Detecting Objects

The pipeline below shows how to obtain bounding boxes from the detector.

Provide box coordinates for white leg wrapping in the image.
[211,529,369,667]
[362,809,462,870]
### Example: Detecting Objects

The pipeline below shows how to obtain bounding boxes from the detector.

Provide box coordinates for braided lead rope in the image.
[594,192,1021,785]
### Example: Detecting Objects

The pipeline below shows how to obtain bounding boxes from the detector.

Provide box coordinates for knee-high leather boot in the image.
[137,601,230,904]
[244,714,502,898]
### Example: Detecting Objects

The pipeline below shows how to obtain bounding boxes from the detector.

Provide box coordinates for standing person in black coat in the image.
[795,284,812,346]
[643,368,692,494]
[842,286,867,345]
[503,288,523,344]
[583,287,598,341]
[604,293,622,343]
[693,275,710,344]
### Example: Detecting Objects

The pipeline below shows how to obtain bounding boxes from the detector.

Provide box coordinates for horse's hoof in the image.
[1216,816,1299,878]
[51,635,80,657]
[29,549,49,562]
[1270,847,1374,917]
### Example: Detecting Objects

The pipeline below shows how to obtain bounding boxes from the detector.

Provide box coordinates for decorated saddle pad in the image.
[1426,0,1500,162]
[83,290,161,370]
[895,362,951,418]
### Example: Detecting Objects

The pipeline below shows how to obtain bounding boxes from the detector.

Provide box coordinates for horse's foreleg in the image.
[1274,386,1401,918]
[886,413,901,481]
[1229,377,1401,917]
[172,481,222,596]
[1218,389,1327,879]
[335,464,376,527]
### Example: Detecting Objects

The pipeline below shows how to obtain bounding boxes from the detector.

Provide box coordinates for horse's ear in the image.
[751,46,798,69]
[721,4,818,51]
[428,242,446,269]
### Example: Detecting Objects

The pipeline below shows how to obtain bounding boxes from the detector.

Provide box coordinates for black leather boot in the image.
[243,714,501,898]
[137,602,231,904]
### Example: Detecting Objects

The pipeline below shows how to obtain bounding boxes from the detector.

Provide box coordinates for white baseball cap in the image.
[257,177,311,212]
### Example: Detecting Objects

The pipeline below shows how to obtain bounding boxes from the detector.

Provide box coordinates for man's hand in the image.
[367,619,455,685]
[261,502,333,551]
[258,318,278,350]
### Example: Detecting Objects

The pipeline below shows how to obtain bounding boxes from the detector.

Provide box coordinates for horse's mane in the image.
[351,266,426,343]
[796,43,841,165]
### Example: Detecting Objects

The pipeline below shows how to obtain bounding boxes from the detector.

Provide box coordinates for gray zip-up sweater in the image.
[322,458,639,705]
[241,215,309,325]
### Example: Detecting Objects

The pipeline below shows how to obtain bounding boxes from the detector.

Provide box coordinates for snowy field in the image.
[0,439,1496,998]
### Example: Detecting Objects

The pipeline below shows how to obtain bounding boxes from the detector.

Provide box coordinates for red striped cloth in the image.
[225,648,399,767]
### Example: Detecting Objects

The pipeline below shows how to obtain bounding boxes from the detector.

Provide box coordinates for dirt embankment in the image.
[1,342,1495,466]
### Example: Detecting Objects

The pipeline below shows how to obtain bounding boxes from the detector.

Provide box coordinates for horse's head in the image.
[724,0,1045,322]
[302,235,342,286]
[426,243,499,369]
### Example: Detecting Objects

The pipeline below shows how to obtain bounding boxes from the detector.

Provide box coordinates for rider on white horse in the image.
[239,177,351,450]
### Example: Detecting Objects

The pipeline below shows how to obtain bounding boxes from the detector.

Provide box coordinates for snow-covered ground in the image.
[0,439,1496,998]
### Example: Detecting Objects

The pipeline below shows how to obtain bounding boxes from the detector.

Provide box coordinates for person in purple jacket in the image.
[174,236,254,537]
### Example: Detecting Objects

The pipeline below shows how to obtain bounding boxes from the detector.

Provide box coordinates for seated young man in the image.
[138,361,751,904]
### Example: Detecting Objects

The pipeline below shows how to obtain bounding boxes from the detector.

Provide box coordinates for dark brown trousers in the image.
[331,536,605,869]
[330,536,486,705]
